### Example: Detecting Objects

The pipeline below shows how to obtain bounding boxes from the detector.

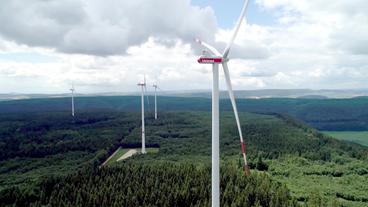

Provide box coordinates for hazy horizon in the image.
[2,88,368,94]
[2,88,368,102]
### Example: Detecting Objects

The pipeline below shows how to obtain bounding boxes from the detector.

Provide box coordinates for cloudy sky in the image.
[0,0,367,93]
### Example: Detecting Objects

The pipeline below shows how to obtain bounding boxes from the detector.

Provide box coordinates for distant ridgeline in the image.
[1,95,368,130]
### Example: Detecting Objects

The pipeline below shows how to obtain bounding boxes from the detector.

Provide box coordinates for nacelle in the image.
[197,57,223,64]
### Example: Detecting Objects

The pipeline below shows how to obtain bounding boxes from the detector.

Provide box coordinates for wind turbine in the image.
[70,84,75,117]
[137,76,147,154]
[152,83,159,120]
[196,0,250,206]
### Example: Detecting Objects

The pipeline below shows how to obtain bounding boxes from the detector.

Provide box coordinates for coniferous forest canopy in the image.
[1,95,368,130]
[0,96,367,206]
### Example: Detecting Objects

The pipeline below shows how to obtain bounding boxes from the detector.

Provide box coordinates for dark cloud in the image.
[0,0,217,56]
[0,0,85,47]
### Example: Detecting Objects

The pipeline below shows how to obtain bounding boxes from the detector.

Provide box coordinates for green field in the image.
[323,131,368,146]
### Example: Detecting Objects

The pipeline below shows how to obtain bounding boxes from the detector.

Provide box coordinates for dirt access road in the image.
[100,147,121,167]
[117,149,138,161]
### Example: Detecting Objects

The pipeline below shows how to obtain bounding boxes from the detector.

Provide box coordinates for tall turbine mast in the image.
[196,1,250,206]
[70,84,75,117]
[137,77,147,154]
[153,83,158,120]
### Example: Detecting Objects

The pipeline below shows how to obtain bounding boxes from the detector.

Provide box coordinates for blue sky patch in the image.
[191,0,276,28]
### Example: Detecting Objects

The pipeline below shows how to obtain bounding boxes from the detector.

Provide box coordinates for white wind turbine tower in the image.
[70,84,75,117]
[196,0,250,206]
[152,83,159,120]
[137,76,147,154]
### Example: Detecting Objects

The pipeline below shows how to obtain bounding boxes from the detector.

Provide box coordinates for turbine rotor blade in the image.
[222,0,250,58]
[222,62,249,173]
[143,75,149,105]
[144,83,150,109]
[195,38,221,57]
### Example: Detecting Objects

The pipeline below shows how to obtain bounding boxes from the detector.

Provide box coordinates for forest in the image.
[0,97,368,206]
[1,163,298,207]
[1,95,368,130]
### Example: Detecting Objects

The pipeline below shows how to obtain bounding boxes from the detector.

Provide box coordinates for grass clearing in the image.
[106,147,159,165]
[323,131,368,146]
[105,148,128,165]
[146,148,159,154]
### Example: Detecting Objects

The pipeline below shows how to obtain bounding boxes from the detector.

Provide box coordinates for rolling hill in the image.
[2,88,368,101]
[1,95,368,130]
[0,107,367,206]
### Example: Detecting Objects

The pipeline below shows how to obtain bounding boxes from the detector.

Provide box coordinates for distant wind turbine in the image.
[196,0,250,206]
[137,76,147,154]
[70,84,75,117]
[152,83,159,120]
